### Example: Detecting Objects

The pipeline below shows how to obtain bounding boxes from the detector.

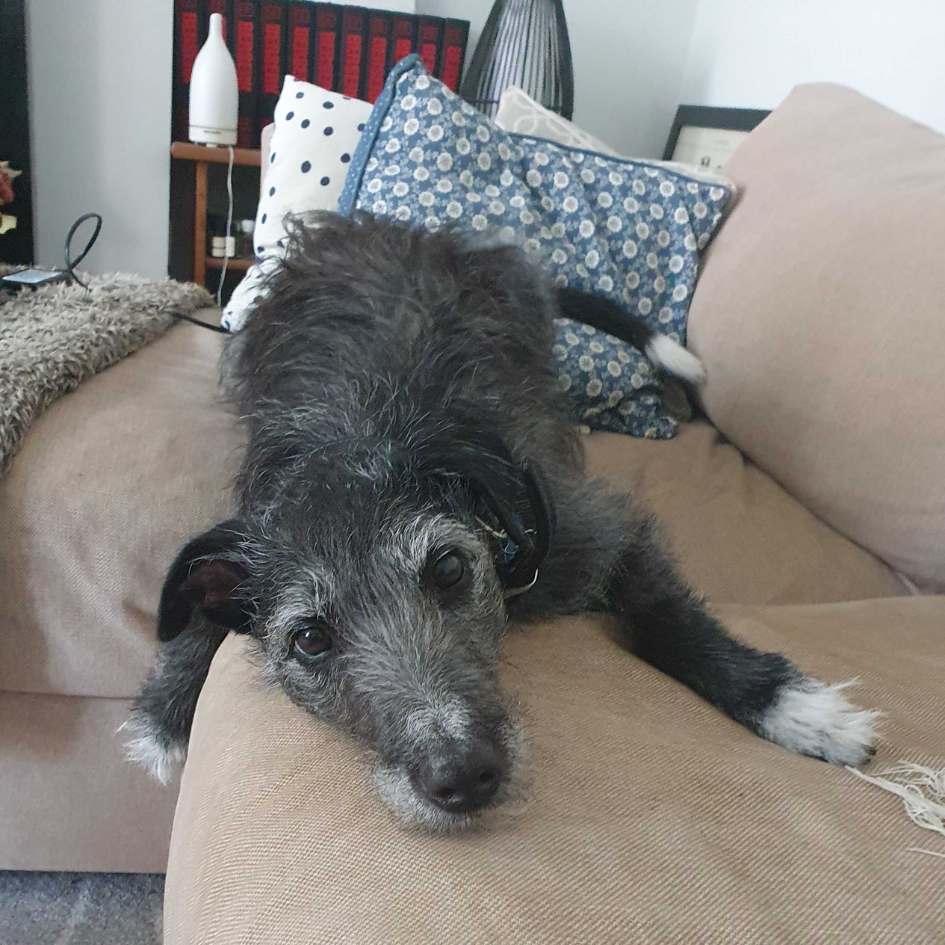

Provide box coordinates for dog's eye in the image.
[293,625,332,660]
[430,550,466,589]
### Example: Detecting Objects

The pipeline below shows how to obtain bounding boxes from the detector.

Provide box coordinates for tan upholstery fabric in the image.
[585,425,904,604]
[687,83,945,590]
[0,319,225,872]
[0,320,241,698]
[0,692,177,871]
[166,599,945,944]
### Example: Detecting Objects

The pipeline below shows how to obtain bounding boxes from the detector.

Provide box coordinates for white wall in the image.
[680,0,945,132]
[27,0,174,278]
[418,0,700,158]
[421,0,945,151]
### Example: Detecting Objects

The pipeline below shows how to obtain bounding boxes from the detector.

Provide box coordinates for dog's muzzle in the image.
[409,738,507,814]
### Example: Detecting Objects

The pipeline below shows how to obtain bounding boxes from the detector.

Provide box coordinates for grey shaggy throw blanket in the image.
[0,273,213,474]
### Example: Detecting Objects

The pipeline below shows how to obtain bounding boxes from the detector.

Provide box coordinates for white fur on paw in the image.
[117,717,186,785]
[760,678,878,766]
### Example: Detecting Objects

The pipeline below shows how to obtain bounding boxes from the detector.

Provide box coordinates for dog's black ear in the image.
[158,520,252,642]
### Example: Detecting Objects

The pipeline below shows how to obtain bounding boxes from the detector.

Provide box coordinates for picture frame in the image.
[663,105,770,172]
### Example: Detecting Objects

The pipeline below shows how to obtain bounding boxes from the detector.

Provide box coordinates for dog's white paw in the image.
[117,716,187,785]
[760,678,878,766]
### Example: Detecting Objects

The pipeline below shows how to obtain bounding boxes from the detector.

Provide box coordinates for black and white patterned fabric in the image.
[223,76,372,331]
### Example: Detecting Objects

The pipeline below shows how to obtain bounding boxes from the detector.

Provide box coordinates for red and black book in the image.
[257,0,286,135]
[388,12,417,73]
[439,18,468,91]
[364,12,391,102]
[338,6,367,98]
[172,0,201,141]
[313,4,340,91]
[203,0,229,39]
[415,16,443,78]
[285,0,315,82]
[231,0,258,146]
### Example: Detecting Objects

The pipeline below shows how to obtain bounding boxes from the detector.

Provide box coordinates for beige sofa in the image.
[0,325,239,872]
[3,83,944,940]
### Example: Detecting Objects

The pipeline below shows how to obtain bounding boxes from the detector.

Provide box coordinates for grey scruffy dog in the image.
[126,212,876,830]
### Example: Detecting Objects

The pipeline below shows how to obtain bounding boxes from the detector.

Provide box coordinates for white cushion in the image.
[494,86,619,155]
[223,77,372,330]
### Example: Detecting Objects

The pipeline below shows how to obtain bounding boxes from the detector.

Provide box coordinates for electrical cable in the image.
[217,144,235,307]
[64,212,103,288]
[169,310,230,333]
[61,208,230,333]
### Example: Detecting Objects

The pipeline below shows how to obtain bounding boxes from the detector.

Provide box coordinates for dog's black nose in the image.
[412,742,505,814]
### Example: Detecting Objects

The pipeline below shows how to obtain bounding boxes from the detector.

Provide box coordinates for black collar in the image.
[472,459,555,598]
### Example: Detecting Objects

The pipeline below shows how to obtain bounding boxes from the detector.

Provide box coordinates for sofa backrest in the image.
[688,83,945,591]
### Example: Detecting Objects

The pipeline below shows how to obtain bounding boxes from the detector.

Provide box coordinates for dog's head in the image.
[158,428,552,831]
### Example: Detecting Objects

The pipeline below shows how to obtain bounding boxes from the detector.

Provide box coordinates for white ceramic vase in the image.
[189,13,238,146]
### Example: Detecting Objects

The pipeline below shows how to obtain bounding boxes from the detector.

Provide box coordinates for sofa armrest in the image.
[164,598,945,943]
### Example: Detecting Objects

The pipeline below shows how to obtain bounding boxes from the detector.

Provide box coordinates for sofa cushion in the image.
[585,424,905,605]
[164,598,945,944]
[688,83,945,590]
[0,692,177,872]
[0,320,241,699]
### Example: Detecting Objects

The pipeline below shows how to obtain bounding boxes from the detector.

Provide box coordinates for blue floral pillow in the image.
[339,56,734,438]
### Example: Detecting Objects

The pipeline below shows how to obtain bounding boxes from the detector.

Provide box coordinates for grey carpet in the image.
[0,872,163,945]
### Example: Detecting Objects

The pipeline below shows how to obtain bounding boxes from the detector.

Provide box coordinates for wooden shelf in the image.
[170,140,262,288]
[205,256,253,271]
[171,141,261,167]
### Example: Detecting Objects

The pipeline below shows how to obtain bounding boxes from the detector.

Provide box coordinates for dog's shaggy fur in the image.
[127,213,877,828]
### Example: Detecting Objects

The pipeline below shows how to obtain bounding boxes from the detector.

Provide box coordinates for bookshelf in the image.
[170,141,261,288]
[205,257,253,271]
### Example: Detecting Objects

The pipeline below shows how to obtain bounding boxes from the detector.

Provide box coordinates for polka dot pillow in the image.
[223,76,372,330]
[339,56,735,438]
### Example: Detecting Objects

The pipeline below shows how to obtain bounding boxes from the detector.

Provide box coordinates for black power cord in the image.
[63,211,230,333]
[64,212,103,288]
[170,310,231,333]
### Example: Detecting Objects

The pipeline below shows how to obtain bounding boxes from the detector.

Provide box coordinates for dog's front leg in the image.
[605,513,877,766]
[513,481,877,767]
[121,618,229,783]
